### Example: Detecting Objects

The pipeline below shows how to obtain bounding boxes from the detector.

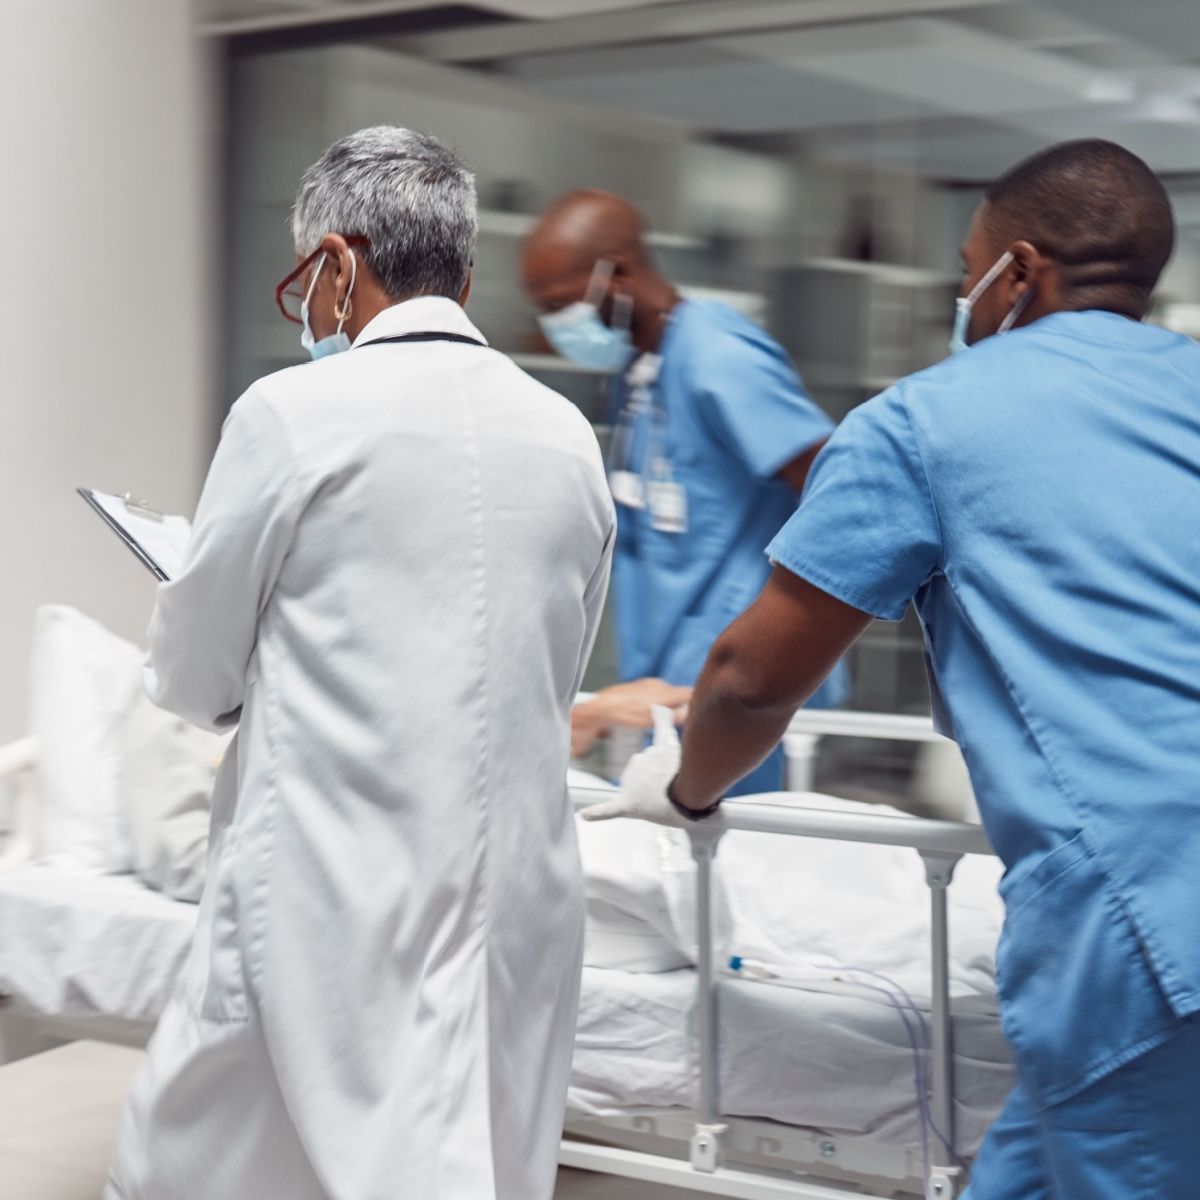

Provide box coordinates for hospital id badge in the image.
[649,480,687,533]
[609,469,646,510]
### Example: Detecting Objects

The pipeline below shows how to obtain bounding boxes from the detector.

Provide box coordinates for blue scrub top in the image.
[611,299,843,794]
[767,311,1200,1108]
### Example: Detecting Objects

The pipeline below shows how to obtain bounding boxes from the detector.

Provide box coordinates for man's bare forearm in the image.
[672,673,794,810]
[670,568,872,812]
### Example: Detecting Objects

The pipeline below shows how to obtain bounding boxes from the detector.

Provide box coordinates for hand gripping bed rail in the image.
[0,738,37,871]
[567,710,993,1199]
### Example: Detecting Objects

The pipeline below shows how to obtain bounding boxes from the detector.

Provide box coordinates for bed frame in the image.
[565,710,996,1200]
[0,715,996,1198]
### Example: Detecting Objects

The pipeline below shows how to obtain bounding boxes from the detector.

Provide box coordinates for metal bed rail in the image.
[568,711,996,1199]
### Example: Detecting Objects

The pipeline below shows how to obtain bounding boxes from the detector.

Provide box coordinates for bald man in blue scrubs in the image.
[523,192,846,794]
[590,140,1200,1197]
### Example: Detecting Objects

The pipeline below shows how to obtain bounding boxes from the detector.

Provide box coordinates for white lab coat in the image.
[105,298,614,1200]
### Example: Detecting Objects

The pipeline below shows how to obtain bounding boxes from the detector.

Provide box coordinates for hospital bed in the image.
[0,713,1008,1199]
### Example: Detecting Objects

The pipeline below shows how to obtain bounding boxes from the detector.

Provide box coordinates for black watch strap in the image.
[667,777,722,822]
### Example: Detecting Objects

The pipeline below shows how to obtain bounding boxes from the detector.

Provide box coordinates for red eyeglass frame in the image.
[274,235,371,325]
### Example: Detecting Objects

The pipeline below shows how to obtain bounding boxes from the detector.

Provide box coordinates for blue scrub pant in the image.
[966,1016,1200,1199]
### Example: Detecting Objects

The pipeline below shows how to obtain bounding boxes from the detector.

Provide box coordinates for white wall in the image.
[0,1,215,741]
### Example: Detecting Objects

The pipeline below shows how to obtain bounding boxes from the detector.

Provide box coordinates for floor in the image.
[557,1170,700,1199]
[0,1041,697,1200]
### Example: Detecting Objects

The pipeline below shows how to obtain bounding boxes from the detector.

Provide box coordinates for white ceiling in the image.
[486,1,1200,178]
[197,0,1200,180]
[501,39,943,134]
[721,18,1131,119]
[1046,0,1200,60]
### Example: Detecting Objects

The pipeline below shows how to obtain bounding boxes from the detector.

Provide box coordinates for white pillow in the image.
[120,693,228,902]
[577,816,688,972]
[569,767,734,972]
[583,897,690,973]
[30,605,144,872]
[576,812,733,973]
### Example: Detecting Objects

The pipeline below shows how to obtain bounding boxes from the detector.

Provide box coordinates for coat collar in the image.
[352,296,489,349]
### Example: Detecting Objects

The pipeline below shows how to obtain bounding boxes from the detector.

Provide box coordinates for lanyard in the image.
[608,355,685,532]
[608,354,666,478]
[356,331,488,349]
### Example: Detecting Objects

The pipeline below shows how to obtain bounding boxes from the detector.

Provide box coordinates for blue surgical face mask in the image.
[537,259,634,371]
[300,252,357,361]
[950,250,1030,354]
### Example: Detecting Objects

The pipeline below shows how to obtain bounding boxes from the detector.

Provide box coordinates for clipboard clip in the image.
[121,493,165,523]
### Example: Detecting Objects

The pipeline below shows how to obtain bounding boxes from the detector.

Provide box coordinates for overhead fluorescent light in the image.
[723,17,1129,119]
[1084,75,1136,104]
[1137,94,1200,124]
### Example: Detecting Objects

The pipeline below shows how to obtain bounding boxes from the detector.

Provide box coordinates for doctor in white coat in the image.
[106,127,614,1200]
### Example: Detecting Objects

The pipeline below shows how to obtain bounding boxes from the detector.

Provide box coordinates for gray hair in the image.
[292,126,477,301]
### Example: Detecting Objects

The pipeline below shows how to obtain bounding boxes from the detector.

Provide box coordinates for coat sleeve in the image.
[569,426,616,700]
[145,388,305,731]
[571,520,615,701]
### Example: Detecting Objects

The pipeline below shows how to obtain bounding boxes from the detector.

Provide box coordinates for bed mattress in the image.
[572,965,1011,1156]
[0,866,193,1022]
[0,861,1012,1156]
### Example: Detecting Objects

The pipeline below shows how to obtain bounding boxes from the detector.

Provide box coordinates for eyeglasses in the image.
[274,235,370,325]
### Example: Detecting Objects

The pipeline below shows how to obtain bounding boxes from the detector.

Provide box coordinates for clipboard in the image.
[77,488,192,582]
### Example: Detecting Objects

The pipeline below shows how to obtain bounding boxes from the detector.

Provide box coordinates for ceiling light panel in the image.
[721,17,1126,119]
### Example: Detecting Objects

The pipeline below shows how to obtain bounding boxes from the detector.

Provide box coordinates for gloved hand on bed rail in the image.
[581,706,723,827]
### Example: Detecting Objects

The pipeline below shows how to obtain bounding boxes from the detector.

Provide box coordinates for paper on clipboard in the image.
[78,488,192,581]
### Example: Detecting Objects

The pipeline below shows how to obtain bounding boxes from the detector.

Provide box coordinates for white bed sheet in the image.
[0,866,193,1021]
[571,967,696,1116]
[571,966,1012,1157]
[718,793,1005,1005]
[717,972,1011,1155]
[0,866,1011,1155]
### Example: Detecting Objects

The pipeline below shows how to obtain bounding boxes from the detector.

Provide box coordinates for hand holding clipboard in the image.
[77,488,192,581]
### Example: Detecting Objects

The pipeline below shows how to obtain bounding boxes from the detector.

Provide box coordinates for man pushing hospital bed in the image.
[0,604,1011,1199]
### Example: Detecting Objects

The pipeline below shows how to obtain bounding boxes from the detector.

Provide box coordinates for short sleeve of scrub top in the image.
[765,386,941,621]
[692,324,832,479]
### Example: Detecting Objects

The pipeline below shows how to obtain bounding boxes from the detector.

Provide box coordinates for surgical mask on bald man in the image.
[950,250,1032,354]
[538,259,634,371]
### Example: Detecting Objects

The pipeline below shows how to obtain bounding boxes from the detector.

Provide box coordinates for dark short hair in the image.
[984,139,1174,318]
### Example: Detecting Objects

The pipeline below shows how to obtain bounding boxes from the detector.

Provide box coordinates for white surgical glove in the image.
[582,706,720,826]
